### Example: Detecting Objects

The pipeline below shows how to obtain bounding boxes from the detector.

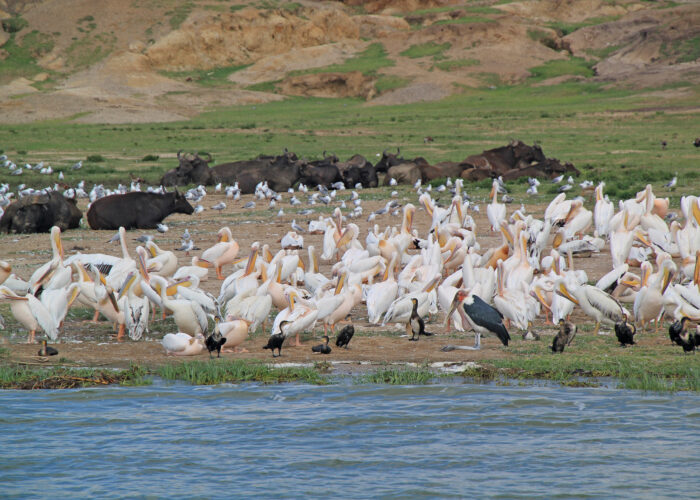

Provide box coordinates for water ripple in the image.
[1,382,698,498]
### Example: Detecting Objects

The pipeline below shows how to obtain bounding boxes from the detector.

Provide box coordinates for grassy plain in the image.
[0,80,698,203]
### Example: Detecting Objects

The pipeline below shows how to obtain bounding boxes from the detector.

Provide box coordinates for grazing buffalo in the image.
[86,190,194,230]
[160,151,213,186]
[0,191,82,234]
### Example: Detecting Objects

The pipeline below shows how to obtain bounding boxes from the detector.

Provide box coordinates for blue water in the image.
[1,381,699,499]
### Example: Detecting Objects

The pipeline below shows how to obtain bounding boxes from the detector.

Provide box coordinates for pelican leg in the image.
[216,266,225,280]
[234,347,249,353]
[91,310,100,323]
[27,330,36,344]
[593,322,600,336]
[294,333,303,347]
[116,323,125,341]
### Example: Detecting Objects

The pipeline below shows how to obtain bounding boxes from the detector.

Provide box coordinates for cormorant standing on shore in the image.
[312,335,332,354]
[205,330,227,358]
[38,339,58,357]
[615,314,636,347]
[669,317,690,345]
[264,321,287,358]
[676,328,700,353]
[335,316,354,349]
[552,319,577,353]
[408,298,432,341]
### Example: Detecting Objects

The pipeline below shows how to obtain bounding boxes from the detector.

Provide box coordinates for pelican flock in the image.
[1,175,699,359]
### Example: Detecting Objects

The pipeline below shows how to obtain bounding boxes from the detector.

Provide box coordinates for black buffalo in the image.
[86,190,194,230]
[160,151,213,186]
[297,153,342,187]
[0,191,82,234]
[210,150,300,193]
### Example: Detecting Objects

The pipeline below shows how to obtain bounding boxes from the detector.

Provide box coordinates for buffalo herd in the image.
[160,141,578,193]
[0,141,577,233]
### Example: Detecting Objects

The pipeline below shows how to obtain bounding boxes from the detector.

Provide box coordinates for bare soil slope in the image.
[0,0,697,123]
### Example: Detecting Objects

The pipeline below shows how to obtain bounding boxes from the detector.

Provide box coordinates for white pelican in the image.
[0,260,11,286]
[217,318,250,353]
[0,286,58,342]
[172,256,209,282]
[118,272,150,341]
[40,283,80,329]
[200,227,240,279]
[303,246,329,293]
[161,332,206,356]
[486,179,506,232]
[494,260,529,330]
[322,274,362,334]
[270,290,318,347]
[382,277,439,326]
[145,241,178,278]
[593,182,614,237]
[225,283,272,333]
[556,279,627,335]
[29,226,69,291]
[365,255,399,324]
[106,227,137,289]
[152,276,208,336]
[632,260,675,332]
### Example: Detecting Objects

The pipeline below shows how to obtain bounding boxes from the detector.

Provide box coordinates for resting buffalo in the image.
[86,190,194,230]
[211,150,300,193]
[160,151,213,186]
[0,191,82,234]
[297,153,342,187]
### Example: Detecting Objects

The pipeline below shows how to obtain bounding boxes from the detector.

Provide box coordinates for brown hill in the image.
[0,0,697,123]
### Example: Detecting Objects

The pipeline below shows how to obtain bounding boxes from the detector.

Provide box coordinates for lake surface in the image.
[1,380,699,499]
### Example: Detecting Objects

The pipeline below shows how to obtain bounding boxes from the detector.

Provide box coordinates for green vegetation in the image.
[358,367,441,385]
[288,43,395,78]
[86,154,105,162]
[0,364,150,389]
[1,16,28,34]
[167,1,195,30]
[528,57,595,81]
[141,154,160,161]
[673,36,700,63]
[434,58,479,71]
[434,15,495,26]
[400,42,451,59]
[547,16,622,37]
[0,78,698,201]
[527,28,559,50]
[155,359,325,385]
[375,75,411,94]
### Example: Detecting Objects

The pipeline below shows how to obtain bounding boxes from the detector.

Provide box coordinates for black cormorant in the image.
[614,313,636,347]
[312,335,332,354]
[264,320,287,357]
[38,339,58,357]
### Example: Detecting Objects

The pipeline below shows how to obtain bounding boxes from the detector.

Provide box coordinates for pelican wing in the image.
[586,286,624,323]
[191,301,209,335]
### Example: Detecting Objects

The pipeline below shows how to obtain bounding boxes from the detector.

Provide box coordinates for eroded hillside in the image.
[0,0,697,123]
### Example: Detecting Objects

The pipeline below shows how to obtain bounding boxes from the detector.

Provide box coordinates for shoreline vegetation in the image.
[2,355,698,392]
